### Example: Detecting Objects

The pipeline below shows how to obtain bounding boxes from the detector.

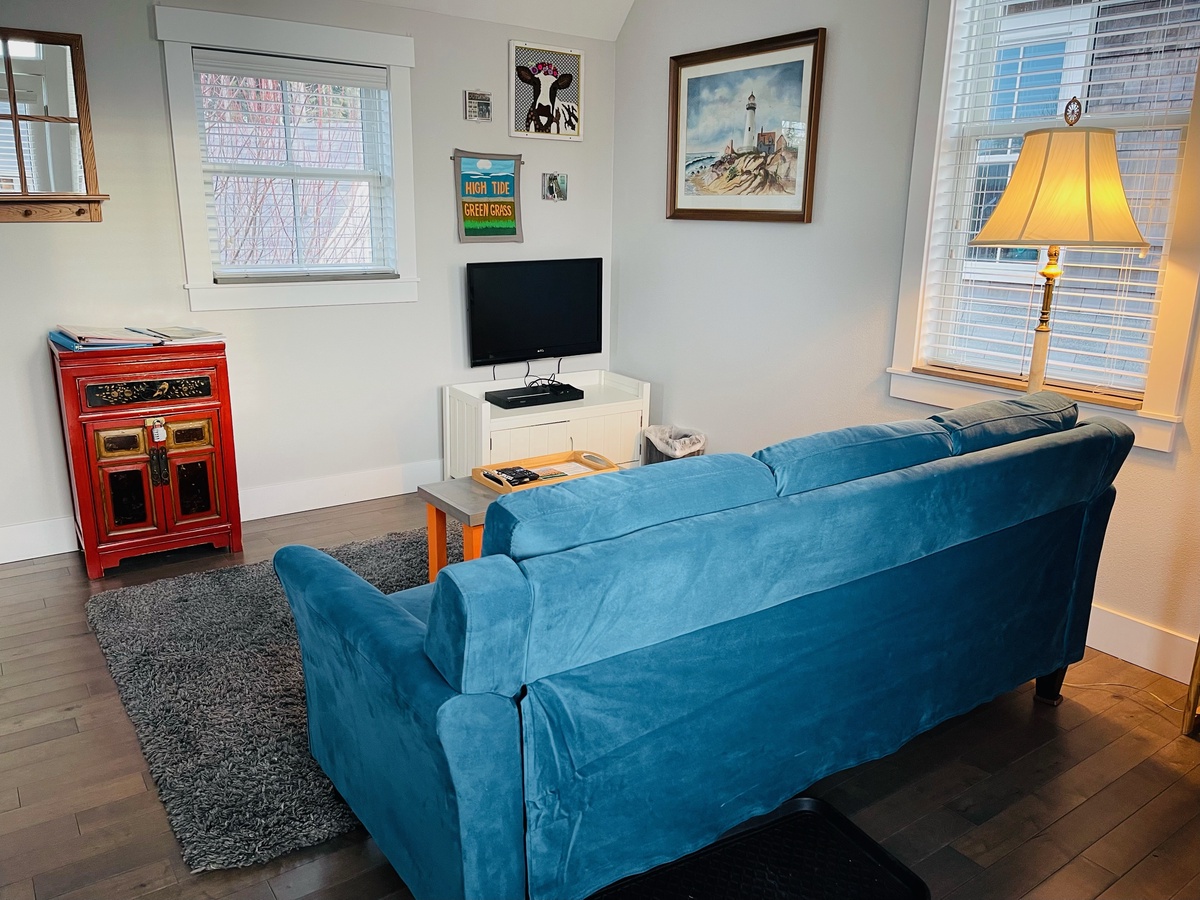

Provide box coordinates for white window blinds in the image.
[190,49,395,281]
[922,0,1200,396]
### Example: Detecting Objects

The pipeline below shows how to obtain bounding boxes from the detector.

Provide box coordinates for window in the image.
[156,7,418,310]
[892,0,1200,451]
[193,51,395,282]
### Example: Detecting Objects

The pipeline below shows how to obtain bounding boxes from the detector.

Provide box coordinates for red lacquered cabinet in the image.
[50,341,243,578]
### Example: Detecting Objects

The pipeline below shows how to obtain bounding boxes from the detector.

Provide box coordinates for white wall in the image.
[0,0,615,558]
[611,0,1200,682]
[611,0,927,450]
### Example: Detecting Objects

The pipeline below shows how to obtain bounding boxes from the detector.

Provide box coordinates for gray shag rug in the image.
[86,527,461,872]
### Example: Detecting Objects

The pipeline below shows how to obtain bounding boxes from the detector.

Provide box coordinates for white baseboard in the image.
[0,459,443,564]
[0,516,79,565]
[238,458,442,521]
[1087,603,1198,684]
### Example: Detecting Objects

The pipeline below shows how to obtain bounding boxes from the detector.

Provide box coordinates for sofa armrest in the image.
[273,546,526,900]
[274,544,451,716]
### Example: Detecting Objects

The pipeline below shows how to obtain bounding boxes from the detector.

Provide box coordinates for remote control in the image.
[495,466,540,486]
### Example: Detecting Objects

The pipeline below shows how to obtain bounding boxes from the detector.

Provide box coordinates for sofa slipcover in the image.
[275,393,1132,900]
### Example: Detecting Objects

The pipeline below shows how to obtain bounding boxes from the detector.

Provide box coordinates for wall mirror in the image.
[0,28,106,221]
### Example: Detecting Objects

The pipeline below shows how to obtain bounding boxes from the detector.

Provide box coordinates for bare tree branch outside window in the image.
[196,69,393,277]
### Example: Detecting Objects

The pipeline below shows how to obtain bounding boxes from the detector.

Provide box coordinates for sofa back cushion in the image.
[517,418,1132,684]
[753,420,953,497]
[930,391,1078,455]
[482,453,777,562]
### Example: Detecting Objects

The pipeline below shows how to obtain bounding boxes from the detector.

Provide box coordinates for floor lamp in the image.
[968,110,1200,733]
[968,105,1148,392]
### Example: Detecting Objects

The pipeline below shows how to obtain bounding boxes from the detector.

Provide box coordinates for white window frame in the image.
[958,11,1090,282]
[155,7,419,311]
[891,0,1200,452]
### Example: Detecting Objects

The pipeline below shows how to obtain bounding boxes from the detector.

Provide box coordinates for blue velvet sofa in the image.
[274,392,1133,900]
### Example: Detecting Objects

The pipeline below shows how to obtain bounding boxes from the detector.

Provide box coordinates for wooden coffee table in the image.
[418,452,618,583]
[416,477,498,582]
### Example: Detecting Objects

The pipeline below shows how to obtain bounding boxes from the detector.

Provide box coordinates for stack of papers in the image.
[55,326,162,345]
[50,325,225,351]
[131,326,225,343]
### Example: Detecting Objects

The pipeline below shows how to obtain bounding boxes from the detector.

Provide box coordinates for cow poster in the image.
[453,150,523,243]
[510,41,583,141]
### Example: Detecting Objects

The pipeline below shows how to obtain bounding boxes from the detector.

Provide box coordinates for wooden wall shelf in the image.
[0,195,108,222]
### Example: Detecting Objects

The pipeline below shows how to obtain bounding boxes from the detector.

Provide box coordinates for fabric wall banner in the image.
[453,149,523,243]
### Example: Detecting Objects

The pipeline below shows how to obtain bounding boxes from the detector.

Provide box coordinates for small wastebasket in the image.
[643,425,706,464]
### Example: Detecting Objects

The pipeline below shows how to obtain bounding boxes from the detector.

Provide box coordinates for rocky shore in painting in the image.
[686,146,799,197]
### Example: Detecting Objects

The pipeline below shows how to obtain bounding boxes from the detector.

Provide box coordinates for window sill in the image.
[910,365,1143,411]
[184,277,419,311]
[888,367,1181,452]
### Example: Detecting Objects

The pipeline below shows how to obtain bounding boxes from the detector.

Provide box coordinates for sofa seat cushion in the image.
[482,453,777,562]
[930,391,1078,455]
[389,581,435,624]
[753,420,953,497]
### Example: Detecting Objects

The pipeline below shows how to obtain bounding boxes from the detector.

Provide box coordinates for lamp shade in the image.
[970,127,1148,249]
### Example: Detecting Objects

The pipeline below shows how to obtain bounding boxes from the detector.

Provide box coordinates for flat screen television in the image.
[466,257,602,367]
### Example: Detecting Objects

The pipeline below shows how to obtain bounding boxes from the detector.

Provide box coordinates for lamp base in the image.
[1026,246,1062,394]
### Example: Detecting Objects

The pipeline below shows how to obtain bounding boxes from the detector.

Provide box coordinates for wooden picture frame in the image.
[0,27,108,221]
[510,40,583,141]
[667,29,826,222]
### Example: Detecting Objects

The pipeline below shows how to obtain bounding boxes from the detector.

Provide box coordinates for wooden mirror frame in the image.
[0,27,107,222]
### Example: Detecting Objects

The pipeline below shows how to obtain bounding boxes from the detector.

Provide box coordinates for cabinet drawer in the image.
[568,409,645,465]
[94,426,147,459]
[78,369,218,411]
[490,421,570,463]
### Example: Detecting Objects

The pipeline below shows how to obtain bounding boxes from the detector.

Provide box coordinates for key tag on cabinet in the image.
[149,418,166,443]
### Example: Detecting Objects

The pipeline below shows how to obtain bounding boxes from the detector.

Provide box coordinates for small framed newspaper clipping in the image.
[464,90,492,122]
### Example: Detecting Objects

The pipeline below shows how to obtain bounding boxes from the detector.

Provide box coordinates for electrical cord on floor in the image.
[1064,680,1186,712]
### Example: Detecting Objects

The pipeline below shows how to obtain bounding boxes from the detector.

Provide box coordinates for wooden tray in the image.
[472,449,619,493]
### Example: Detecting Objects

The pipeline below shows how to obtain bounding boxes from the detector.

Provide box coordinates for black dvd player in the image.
[484,382,584,409]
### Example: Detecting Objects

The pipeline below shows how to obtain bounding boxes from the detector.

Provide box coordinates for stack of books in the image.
[49,325,225,351]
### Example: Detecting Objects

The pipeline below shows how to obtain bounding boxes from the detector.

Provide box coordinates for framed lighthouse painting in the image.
[667,29,826,222]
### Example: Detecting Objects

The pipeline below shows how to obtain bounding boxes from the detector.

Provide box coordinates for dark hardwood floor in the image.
[0,493,1195,899]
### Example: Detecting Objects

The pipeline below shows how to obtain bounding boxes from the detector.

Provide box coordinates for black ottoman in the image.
[590,797,929,900]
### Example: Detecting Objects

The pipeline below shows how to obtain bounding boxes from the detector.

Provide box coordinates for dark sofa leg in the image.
[1035,666,1068,707]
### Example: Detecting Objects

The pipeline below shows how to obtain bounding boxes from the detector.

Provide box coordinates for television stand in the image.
[484,382,584,409]
[442,370,651,479]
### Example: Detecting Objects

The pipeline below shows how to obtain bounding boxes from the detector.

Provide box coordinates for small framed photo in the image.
[667,29,826,222]
[542,173,568,201]
[464,90,492,122]
[511,40,583,141]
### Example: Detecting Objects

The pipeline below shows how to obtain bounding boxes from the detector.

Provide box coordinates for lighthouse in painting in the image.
[738,92,758,153]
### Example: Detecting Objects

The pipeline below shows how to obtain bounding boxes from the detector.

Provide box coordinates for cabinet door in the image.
[490,421,570,463]
[96,461,161,540]
[161,416,224,530]
[164,450,223,529]
[569,410,645,465]
[90,422,162,541]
